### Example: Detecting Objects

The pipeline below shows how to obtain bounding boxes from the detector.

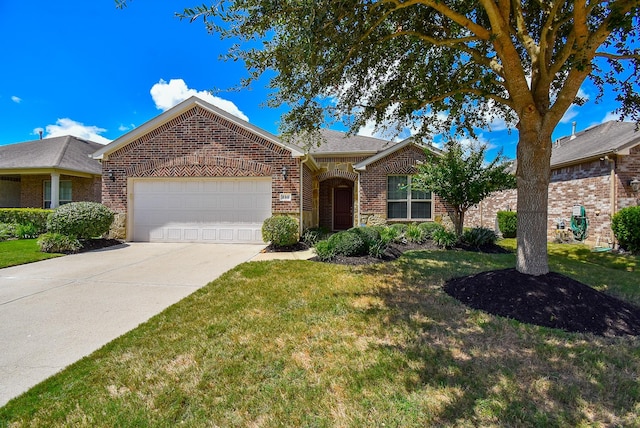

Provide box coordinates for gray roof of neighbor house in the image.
[0,135,103,175]
[303,129,397,155]
[551,121,640,167]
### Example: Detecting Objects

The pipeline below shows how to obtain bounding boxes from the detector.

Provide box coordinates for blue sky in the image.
[0,1,629,159]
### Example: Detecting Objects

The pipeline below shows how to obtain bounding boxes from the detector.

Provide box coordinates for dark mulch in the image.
[444,268,640,337]
[66,238,125,254]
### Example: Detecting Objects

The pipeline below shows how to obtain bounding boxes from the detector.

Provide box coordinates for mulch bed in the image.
[444,269,640,337]
[71,238,124,254]
[302,240,640,337]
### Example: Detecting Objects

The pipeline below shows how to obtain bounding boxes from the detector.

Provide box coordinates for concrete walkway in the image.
[0,242,264,407]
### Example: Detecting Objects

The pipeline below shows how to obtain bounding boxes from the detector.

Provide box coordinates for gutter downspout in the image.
[610,156,616,247]
[357,170,362,226]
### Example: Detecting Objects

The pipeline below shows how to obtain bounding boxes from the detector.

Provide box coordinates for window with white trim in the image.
[387,175,432,220]
[44,180,72,208]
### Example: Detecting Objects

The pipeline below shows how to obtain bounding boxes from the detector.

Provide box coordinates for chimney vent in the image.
[570,121,577,140]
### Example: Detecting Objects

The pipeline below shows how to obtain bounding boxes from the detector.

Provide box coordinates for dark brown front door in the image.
[333,187,353,230]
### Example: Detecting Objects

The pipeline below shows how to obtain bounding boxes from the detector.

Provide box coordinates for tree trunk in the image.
[515,121,553,276]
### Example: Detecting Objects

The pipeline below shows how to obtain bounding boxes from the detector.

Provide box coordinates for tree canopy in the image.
[117,0,639,275]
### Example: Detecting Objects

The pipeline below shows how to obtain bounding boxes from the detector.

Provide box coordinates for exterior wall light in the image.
[630,178,640,193]
[282,166,288,180]
[108,170,115,182]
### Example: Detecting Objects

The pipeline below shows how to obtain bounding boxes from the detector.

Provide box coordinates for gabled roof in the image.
[353,137,440,171]
[551,121,640,167]
[0,135,103,175]
[304,129,397,156]
[93,96,305,160]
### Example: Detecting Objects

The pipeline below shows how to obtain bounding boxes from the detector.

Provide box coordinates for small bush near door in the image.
[262,215,299,247]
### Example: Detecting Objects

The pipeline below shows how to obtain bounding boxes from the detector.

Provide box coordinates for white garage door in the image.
[131,178,272,243]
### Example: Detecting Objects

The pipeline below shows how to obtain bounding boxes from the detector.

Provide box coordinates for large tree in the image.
[118,0,639,275]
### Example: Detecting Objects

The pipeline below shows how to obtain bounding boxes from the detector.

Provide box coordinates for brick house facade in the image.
[465,121,640,246]
[0,136,102,209]
[93,96,447,243]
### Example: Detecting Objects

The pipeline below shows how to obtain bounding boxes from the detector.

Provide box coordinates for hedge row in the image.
[0,208,51,234]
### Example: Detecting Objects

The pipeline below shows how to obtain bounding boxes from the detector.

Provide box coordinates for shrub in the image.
[432,228,458,249]
[15,223,40,239]
[47,202,114,240]
[328,231,367,256]
[314,240,336,261]
[378,226,399,244]
[389,223,407,234]
[405,223,426,243]
[418,222,445,239]
[301,227,328,247]
[368,240,388,258]
[497,211,517,238]
[0,208,51,234]
[37,232,82,253]
[262,215,299,247]
[611,206,640,253]
[0,223,17,241]
[348,226,382,249]
[461,227,498,248]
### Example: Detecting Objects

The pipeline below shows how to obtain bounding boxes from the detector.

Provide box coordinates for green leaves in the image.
[412,141,515,235]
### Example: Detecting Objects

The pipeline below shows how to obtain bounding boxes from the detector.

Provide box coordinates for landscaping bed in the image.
[269,234,640,338]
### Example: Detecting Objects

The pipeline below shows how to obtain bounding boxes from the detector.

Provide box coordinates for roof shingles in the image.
[0,136,103,175]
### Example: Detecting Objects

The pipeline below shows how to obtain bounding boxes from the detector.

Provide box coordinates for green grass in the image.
[1,246,639,427]
[0,239,62,268]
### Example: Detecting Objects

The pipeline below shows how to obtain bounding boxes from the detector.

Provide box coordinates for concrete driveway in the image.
[0,242,264,407]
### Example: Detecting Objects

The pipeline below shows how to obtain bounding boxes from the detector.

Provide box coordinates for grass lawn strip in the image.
[0,246,639,426]
[0,239,62,268]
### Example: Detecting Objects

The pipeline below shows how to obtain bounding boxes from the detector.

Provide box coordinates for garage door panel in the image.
[132,178,272,243]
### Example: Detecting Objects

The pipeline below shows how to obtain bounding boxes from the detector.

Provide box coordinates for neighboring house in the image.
[466,121,640,245]
[93,96,446,243]
[0,135,103,209]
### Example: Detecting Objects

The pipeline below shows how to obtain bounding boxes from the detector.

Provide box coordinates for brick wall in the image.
[465,150,640,244]
[19,175,101,208]
[101,106,300,216]
[359,145,447,223]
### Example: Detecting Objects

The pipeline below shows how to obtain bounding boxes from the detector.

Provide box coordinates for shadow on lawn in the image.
[356,251,640,426]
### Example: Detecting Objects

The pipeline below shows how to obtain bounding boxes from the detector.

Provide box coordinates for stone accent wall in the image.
[358,145,447,223]
[466,151,640,245]
[19,175,101,208]
[101,106,300,216]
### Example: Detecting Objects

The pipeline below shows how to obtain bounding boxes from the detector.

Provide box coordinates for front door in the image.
[333,187,353,230]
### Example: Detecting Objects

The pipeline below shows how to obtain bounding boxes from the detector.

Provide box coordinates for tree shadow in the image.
[353,251,640,426]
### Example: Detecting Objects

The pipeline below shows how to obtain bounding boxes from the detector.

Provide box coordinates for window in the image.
[387,175,432,220]
[44,180,72,208]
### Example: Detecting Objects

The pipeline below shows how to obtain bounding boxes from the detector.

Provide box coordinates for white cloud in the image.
[119,123,136,132]
[601,111,620,123]
[560,104,580,124]
[11,96,21,103]
[39,118,111,144]
[150,79,249,122]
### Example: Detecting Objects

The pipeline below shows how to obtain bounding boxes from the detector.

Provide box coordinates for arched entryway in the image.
[319,177,355,231]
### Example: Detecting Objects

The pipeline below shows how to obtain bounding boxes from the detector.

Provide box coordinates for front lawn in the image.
[0,239,62,269]
[1,244,639,426]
